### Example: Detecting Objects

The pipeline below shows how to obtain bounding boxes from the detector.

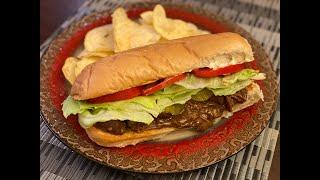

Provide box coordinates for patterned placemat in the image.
[40,0,280,179]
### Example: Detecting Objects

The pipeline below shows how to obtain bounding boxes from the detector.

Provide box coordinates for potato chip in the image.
[77,50,113,59]
[112,8,161,52]
[62,57,78,84]
[84,24,114,52]
[131,24,161,48]
[140,11,153,25]
[153,5,209,40]
[71,50,112,80]
[77,49,90,58]
[74,57,97,77]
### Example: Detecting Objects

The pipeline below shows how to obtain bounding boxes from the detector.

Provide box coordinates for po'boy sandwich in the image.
[62,32,265,147]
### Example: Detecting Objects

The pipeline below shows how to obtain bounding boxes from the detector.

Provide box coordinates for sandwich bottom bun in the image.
[85,82,263,148]
[86,127,176,148]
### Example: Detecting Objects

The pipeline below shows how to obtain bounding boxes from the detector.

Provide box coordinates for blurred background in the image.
[41,0,84,44]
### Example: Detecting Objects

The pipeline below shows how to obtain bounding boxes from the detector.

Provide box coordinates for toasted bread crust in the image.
[71,33,253,100]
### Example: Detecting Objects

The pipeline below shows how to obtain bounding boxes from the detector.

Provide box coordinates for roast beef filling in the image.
[94,88,247,135]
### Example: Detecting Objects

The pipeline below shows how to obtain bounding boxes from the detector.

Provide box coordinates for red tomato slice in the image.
[87,86,143,103]
[142,73,187,96]
[192,63,245,78]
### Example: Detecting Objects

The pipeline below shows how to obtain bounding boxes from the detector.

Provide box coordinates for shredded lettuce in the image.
[62,69,265,128]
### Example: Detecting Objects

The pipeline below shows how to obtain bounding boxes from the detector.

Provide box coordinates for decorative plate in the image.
[40,2,279,173]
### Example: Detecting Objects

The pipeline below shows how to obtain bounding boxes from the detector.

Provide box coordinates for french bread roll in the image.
[85,82,263,147]
[71,32,254,100]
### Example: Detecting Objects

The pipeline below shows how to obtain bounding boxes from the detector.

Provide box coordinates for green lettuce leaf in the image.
[175,69,264,90]
[78,109,156,128]
[62,85,201,128]
[62,69,265,128]
[210,80,252,96]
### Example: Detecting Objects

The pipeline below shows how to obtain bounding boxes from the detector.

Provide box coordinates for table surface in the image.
[40,0,279,179]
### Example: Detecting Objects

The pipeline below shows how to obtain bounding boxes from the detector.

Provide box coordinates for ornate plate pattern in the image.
[40,2,278,173]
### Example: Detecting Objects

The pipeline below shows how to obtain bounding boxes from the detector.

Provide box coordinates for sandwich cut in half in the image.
[62,32,265,147]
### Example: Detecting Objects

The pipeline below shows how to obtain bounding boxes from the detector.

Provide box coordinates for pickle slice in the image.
[191,88,213,101]
[163,104,184,115]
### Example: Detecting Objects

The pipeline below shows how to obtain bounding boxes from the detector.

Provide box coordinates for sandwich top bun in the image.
[71,32,254,100]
